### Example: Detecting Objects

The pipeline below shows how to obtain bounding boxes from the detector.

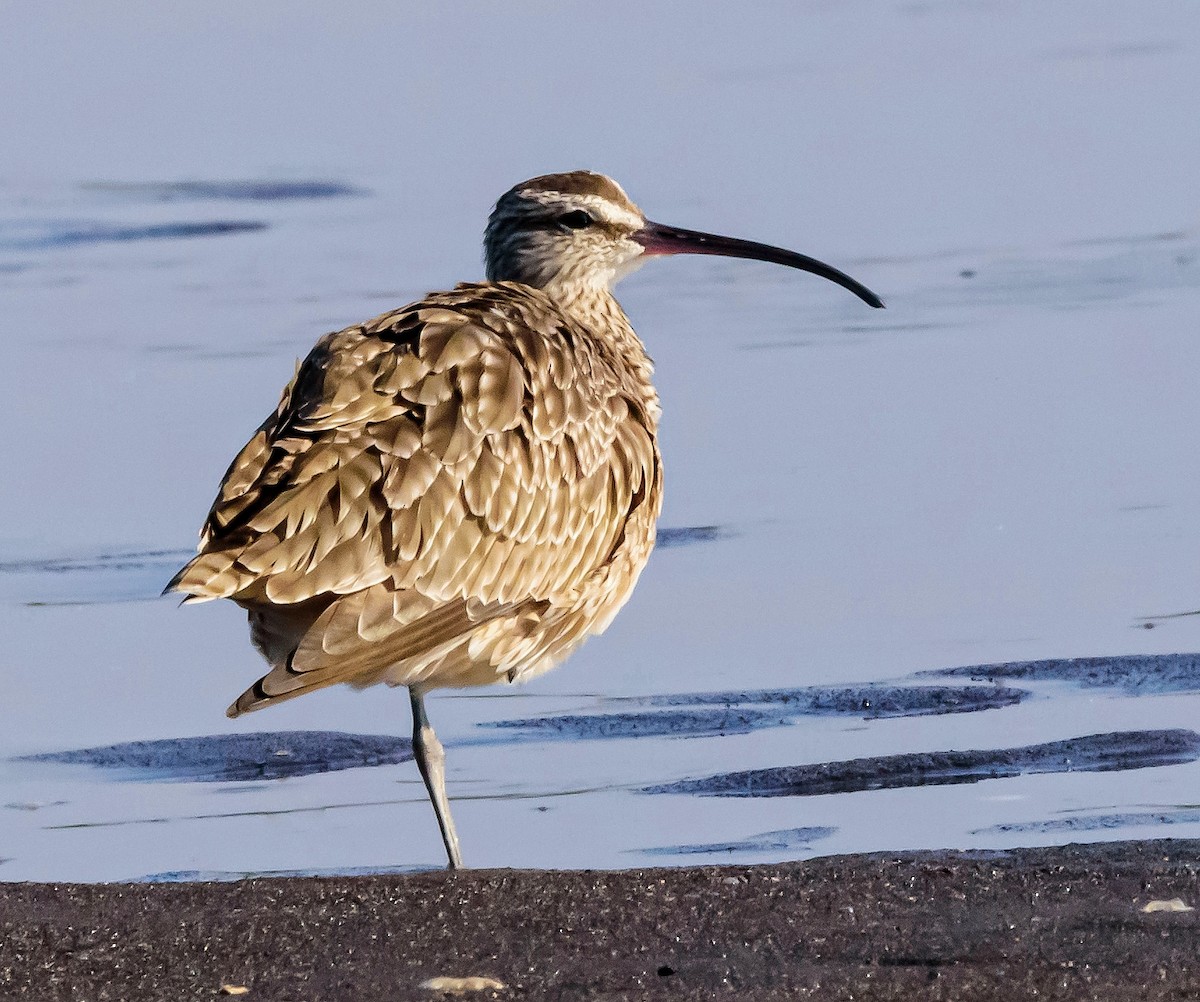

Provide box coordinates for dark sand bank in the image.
[2,840,1199,1000]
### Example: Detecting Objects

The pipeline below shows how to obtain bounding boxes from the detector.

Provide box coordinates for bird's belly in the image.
[379,533,656,693]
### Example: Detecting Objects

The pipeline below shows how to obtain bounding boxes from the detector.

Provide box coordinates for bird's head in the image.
[484,170,883,308]
[484,171,648,296]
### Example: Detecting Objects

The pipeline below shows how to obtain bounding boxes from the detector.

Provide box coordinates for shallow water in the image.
[2,1,1200,880]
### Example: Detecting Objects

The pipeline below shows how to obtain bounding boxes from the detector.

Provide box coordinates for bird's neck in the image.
[546,282,661,427]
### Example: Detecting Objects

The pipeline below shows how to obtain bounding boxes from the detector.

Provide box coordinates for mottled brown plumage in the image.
[168,170,882,867]
[171,280,661,712]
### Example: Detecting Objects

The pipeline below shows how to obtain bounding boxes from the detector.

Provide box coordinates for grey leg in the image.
[410,688,464,869]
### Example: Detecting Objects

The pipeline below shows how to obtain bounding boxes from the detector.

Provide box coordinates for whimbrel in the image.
[167,171,882,868]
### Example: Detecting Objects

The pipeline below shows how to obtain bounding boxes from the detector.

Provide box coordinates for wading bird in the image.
[167,171,882,868]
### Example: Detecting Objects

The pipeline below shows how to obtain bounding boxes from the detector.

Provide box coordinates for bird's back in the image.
[167,281,662,715]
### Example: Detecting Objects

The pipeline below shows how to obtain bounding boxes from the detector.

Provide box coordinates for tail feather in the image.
[164,550,252,602]
[226,591,525,717]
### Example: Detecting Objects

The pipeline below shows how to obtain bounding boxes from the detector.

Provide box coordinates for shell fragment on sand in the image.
[1141,898,1194,913]
[421,975,506,994]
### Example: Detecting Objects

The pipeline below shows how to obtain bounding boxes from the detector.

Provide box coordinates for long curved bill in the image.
[634,220,884,309]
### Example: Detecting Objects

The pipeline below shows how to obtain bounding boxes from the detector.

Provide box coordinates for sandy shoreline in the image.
[2,839,1198,1000]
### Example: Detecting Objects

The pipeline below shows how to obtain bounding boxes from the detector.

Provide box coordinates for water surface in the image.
[2,0,1199,880]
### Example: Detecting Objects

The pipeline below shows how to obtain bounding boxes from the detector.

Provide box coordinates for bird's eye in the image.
[558,210,594,230]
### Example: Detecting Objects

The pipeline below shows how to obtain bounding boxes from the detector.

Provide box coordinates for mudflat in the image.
[2,839,1198,1000]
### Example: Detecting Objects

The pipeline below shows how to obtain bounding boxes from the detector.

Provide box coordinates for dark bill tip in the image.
[634,220,884,309]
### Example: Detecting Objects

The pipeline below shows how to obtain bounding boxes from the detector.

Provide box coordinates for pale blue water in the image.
[2,0,1200,880]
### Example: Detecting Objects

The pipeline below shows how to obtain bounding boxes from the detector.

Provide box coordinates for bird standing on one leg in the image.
[166,171,883,869]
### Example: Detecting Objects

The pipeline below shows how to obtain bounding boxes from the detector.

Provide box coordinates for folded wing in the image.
[166,284,660,713]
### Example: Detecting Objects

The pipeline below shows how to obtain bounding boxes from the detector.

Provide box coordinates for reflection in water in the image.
[0,219,267,250]
[478,683,1026,742]
[631,683,1027,718]
[973,807,1200,836]
[479,707,792,742]
[656,525,728,548]
[645,730,1200,798]
[141,863,428,882]
[642,825,837,857]
[925,653,1200,696]
[21,731,411,783]
[80,180,367,202]
[0,549,191,577]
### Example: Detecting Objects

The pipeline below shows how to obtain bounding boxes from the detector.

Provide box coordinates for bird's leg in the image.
[409,688,464,869]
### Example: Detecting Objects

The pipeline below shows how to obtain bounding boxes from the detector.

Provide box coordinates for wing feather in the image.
[167,284,660,712]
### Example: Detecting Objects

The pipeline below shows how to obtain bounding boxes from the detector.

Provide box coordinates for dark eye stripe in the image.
[558,210,594,230]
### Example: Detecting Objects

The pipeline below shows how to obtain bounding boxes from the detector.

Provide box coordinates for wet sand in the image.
[3,839,1198,1000]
